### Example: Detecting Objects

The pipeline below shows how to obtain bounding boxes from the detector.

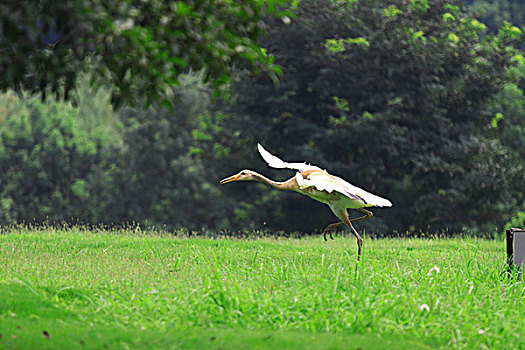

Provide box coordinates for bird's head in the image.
[219,170,259,184]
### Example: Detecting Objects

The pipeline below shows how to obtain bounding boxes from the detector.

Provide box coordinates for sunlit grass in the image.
[0,227,523,349]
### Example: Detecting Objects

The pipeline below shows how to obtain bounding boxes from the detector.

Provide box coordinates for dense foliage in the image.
[484,54,525,231]
[93,75,234,230]
[0,0,289,106]
[0,75,234,230]
[219,0,524,233]
[469,0,525,31]
[0,0,523,234]
[0,94,105,223]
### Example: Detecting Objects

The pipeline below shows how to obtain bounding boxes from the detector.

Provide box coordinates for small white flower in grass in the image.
[427,265,440,276]
[478,329,485,335]
[298,251,305,256]
[419,304,430,312]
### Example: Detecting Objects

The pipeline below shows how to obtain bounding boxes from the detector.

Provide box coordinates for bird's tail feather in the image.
[372,196,393,207]
[363,193,392,207]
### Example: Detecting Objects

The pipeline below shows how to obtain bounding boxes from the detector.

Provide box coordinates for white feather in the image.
[331,176,392,207]
[361,193,392,207]
[257,143,392,208]
[295,172,304,187]
[306,172,392,207]
[257,144,322,172]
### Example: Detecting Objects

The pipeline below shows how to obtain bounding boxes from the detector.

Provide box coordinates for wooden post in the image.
[507,228,525,278]
[506,229,514,274]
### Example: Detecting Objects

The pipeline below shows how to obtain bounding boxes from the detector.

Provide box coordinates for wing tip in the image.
[257,143,269,161]
[258,143,285,168]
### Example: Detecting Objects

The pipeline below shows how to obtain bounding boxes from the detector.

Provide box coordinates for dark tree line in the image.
[217,0,524,234]
[0,0,523,234]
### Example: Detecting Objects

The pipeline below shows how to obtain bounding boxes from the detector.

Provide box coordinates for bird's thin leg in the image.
[322,222,345,241]
[322,210,373,242]
[340,210,364,261]
[350,209,373,223]
[350,223,363,260]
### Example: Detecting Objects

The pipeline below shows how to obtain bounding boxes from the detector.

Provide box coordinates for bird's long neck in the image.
[252,172,296,191]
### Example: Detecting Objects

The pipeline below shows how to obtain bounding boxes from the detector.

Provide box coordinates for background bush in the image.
[0,93,105,223]
[93,74,235,230]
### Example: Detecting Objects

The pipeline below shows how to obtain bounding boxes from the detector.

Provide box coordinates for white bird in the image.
[220,144,392,259]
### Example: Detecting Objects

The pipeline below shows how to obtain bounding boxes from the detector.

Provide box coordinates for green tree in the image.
[94,73,236,230]
[220,0,522,234]
[469,0,525,31]
[0,0,290,106]
[484,54,525,230]
[0,94,105,223]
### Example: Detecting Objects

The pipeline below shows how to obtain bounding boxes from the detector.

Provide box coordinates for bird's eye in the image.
[241,171,246,175]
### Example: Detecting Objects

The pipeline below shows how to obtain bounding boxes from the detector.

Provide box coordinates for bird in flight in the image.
[220,144,392,259]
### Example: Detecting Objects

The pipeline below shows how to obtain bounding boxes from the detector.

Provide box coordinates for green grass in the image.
[0,227,523,349]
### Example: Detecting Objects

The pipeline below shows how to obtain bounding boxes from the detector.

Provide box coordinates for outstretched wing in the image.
[299,170,393,207]
[258,143,392,207]
[331,175,392,207]
[258,144,322,172]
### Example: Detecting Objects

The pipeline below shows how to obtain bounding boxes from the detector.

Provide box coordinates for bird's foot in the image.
[322,225,337,241]
[322,230,334,241]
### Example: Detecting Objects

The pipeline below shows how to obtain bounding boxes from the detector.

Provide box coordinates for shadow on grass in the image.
[0,283,433,350]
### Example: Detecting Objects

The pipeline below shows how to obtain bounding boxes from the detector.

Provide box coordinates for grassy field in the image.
[0,227,523,349]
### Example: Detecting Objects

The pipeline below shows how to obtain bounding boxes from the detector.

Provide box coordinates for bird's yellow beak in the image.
[219,174,240,184]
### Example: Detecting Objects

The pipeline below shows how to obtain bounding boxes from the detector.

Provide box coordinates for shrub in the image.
[0,94,105,223]
[505,204,525,231]
[94,74,235,230]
